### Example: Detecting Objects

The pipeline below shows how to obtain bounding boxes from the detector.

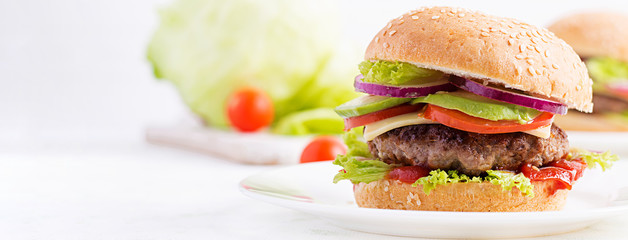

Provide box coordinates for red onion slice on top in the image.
[449,76,568,115]
[354,75,457,98]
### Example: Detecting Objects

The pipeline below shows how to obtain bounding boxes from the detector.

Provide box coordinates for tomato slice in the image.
[422,104,554,134]
[386,166,431,184]
[343,104,423,131]
[520,164,573,194]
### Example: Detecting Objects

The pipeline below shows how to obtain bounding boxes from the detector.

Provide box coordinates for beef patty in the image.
[368,124,569,176]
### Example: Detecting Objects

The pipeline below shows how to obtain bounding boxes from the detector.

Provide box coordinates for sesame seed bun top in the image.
[548,11,628,63]
[365,6,593,113]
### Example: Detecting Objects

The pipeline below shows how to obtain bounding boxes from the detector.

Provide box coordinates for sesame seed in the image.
[534,46,542,53]
[516,33,522,39]
[545,50,550,57]
[510,33,517,38]
[531,37,538,44]
[527,45,535,50]
[432,15,440,20]
[508,39,515,46]
[552,63,559,69]
[526,31,533,37]
[490,28,498,32]
[459,13,465,17]
[527,59,535,65]
[533,30,541,37]
[500,29,508,34]
[451,9,458,14]
[536,69,542,75]
[515,54,525,59]
[481,32,490,37]
[387,23,392,29]
[412,15,419,20]
[519,44,526,52]
[576,85,582,90]
[389,30,397,36]
[528,66,536,76]
[399,20,404,24]
[441,9,447,13]
[515,67,521,75]
[468,18,475,22]
[383,42,389,48]
[447,12,455,16]
[375,37,379,43]
[481,28,489,32]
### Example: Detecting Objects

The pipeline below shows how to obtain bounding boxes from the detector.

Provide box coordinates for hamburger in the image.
[548,12,628,131]
[332,6,617,212]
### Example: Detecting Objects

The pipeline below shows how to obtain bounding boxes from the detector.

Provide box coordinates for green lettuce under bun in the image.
[358,60,444,85]
[147,0,359,134]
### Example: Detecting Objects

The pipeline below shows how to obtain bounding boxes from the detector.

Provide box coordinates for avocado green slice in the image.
[335,95,412,118]
[411,91,541,123]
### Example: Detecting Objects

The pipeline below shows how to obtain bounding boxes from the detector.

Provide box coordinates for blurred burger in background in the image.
[549,12,628,131]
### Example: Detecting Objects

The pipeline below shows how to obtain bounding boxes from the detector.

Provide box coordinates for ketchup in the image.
[520,158,587,194]
[386,166,431,183]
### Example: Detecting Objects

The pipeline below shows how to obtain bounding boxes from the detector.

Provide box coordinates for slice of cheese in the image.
[522,124,552,139]
[363,113,553,141]
[363,113,435,141]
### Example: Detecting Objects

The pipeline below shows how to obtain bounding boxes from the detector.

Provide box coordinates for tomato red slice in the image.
[343,104,423,131]
[386,166,431,184]
[422,104,554,134]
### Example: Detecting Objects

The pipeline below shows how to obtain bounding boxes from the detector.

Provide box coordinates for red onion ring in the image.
[354,75,457,98]
[449,76,568,115]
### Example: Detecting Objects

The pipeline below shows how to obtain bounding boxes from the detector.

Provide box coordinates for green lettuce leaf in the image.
[412,170,482,193]
[412,169,534,197]
[587,57,628,86]
[358,60,443,85]
[569,148,619,171]
[147,0,359,133]
[332,155,393,184]
[411,91,541,123]
[272,108,344,135]
[342,127,373,158]
[485,170,534,197]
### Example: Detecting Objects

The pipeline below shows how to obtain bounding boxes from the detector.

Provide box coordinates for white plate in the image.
[240,161,628,239]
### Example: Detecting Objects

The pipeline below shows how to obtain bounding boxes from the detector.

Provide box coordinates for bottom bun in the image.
[354,179,568,212]
[554,112,628,131]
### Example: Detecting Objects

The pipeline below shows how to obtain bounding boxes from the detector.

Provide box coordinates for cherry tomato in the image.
[226,86,274,132]
[343,104,423,131]
[300,136,347,163]
[422,104,554,134]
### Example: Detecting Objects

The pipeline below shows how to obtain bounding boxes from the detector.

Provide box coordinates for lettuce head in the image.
[147,0,359,134]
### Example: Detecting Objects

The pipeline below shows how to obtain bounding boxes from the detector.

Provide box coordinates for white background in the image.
[1,0,628,239]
